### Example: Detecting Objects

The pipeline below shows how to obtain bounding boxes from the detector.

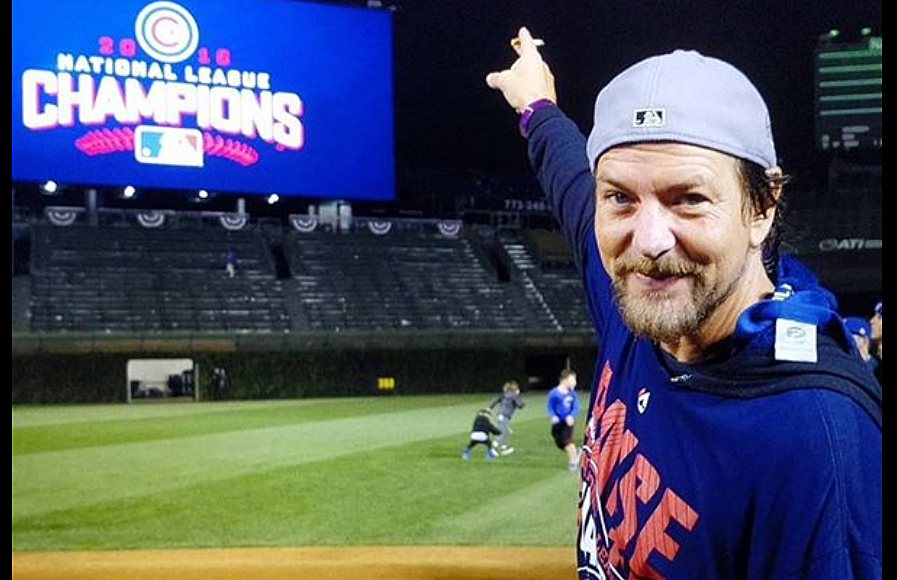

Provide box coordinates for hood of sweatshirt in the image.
[660,255,881,429]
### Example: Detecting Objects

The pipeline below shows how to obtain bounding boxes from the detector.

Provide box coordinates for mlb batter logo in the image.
[135,126,204,167]
[632,108,666,128]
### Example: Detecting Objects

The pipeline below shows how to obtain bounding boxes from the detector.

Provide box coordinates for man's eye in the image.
[681,193,709,206]
[608,192,631,205]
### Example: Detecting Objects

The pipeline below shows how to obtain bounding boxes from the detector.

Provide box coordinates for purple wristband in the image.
[518,98,555,137]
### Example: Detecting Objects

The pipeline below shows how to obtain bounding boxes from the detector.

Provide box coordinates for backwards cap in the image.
[586,50,777,171]
[845,316,872,338]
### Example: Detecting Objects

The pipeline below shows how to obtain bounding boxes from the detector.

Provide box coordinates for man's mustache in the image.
[614,256,702,278]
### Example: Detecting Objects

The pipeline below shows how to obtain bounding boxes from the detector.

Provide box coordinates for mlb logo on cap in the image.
[633,108,666,128]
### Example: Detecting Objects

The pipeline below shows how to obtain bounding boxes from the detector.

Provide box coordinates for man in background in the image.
[845,316,879,380]
[546,369,579,472]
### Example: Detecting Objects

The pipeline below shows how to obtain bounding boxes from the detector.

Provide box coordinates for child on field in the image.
[462,408,502,460]
[490,380,525,454]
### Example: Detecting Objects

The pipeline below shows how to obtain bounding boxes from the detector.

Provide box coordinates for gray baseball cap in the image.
[586,50,777,172]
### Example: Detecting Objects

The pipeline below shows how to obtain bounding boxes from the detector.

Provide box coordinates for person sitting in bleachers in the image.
[224,248,238,278]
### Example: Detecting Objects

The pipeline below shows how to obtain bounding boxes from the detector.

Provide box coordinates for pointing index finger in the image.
[510,26,543,56]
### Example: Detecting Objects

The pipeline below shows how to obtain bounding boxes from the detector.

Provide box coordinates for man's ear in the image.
[749,166,783,249]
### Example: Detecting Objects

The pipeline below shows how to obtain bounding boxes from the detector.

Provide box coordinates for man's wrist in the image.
[519,98,555,137]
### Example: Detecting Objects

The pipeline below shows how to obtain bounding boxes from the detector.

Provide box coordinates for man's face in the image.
[852,334,871,357]
[870,313,882,342]
[593,143,767,343]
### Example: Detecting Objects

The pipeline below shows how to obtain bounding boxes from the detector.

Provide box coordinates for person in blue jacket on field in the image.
[486,27,881,580]
[546,369,580,471]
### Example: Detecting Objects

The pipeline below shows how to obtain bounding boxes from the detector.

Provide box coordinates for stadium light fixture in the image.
[40,180,59,195]
[188,189,215,203]
[818,28,842,43]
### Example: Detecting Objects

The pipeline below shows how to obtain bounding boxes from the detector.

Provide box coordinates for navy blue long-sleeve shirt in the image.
[525,104,881,579]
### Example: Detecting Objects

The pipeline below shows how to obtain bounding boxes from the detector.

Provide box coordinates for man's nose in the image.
[631,205,676,259]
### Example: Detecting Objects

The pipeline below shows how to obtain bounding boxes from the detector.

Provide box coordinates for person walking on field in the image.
[490,380,525,455]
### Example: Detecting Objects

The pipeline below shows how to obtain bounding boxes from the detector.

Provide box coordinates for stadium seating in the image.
[24,221,592,334]
[30,223,289,333]
[498,229,591,331]
[285,228,553,331]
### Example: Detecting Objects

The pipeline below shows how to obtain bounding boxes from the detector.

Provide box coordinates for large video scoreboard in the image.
[12,0,395,200]
[815,36,882,151]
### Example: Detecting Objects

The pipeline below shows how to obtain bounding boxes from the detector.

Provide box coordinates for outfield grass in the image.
[12,395,580,551]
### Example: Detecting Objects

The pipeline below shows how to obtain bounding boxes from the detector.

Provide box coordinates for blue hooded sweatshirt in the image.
[526,105,881,580]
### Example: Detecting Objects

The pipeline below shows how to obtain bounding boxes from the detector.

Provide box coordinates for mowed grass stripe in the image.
[423,471,578,545]
[12,400,313,428]
[13,396,480,454]
[13,414,575,550]
[13,400,496,519]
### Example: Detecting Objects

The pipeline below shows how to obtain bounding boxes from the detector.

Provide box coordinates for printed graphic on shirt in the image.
[577,362,699,580]
[637,388,650,415]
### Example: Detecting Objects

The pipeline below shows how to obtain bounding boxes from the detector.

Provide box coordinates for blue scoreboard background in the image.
[12,0,395,200]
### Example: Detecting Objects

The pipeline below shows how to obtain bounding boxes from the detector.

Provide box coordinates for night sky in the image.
[388,0,881,191]
[12,0,881,214]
